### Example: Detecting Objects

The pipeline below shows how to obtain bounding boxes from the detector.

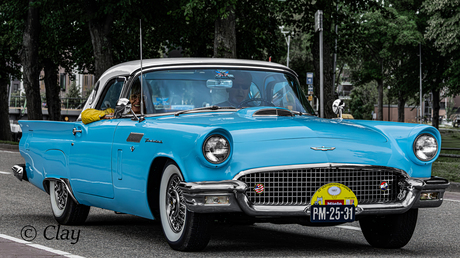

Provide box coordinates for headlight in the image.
[203,135,230,164]
[413,133,438,161]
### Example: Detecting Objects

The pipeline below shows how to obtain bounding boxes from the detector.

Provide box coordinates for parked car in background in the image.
[13,58,449,251]
[10,120,22,141]
[453,115,460,127]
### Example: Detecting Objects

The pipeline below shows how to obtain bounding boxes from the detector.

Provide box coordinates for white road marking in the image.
[0,150,18,154]
[0,233,85,258]
[445,198,460,203]
[0,171,11,175]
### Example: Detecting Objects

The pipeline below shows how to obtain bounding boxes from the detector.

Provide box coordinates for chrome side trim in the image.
[43,178,80,205]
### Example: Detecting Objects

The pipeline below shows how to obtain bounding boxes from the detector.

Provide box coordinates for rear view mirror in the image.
[114,98,131,118]
[206,79,233,89]
[332,99,345,120]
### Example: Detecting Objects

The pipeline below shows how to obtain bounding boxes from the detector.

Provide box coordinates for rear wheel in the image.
[159,162,213,251]
[49,180,90,225]
[359,209,418,249]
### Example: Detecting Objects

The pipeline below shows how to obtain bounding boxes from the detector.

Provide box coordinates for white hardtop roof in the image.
[99,58,296,79]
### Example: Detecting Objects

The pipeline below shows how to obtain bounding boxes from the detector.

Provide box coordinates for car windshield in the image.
[132,69,314,115]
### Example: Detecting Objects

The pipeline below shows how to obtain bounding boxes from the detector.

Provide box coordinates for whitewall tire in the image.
[49,180,90,225]
[159,162,213,251]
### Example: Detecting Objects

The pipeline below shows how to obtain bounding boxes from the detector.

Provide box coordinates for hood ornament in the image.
[311,146,336,151]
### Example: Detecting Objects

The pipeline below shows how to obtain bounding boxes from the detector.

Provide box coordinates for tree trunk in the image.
[43,59,61,121]
[397,91,405,122]
[214,5,237,58]
[86,6,114,81]
[21,0,42,120]
[0,78,12,141]
[432,88,440,129]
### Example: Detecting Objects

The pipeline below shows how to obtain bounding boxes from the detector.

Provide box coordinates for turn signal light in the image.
[205,196,229,205]
[420,192,439,200]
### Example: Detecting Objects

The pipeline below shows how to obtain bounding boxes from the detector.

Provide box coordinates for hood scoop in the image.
[253,108,293,117]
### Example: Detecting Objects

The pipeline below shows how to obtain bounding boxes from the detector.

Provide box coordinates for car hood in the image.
[156,108,388,144]
[150,108,426,177]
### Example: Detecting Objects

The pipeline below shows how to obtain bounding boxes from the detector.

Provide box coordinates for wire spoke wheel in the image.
[54,181,68,210]
[166,174,186,233]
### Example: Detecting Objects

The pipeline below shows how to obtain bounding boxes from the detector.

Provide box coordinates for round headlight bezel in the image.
[413,133,438,162]
[202,134,231,164]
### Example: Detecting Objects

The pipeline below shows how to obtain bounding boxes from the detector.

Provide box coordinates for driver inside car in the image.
[217,72,252,107]
[81,80,144,124]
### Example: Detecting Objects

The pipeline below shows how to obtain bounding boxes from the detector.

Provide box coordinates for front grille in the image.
[236,166,403,206]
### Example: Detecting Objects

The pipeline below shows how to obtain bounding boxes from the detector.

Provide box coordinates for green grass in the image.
[432,129,460,182]
[0,140,19,145]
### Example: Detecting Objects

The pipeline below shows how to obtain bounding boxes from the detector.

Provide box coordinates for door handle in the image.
[72,128,82,135]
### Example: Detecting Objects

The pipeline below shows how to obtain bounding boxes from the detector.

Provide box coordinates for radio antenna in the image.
[139,19,145,121]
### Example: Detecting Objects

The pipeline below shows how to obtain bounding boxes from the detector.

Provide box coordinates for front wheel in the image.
[159,162,213,251]
[49,180,90,225]
[359,209,418,249]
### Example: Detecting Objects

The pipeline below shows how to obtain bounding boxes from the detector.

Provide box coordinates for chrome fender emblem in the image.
[311,146,336,151]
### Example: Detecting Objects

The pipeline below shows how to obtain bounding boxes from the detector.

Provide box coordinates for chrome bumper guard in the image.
[179,176,449,217]
[12,164,28,181]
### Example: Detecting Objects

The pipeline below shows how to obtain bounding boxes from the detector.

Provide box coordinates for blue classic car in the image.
[13,58,449,251]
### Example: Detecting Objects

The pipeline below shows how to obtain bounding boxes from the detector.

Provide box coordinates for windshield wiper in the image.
[174,105,237,116]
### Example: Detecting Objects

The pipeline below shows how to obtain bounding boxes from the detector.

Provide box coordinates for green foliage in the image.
[423,0,460,55]
[349,82,378,120]
[446,97,458,121]
[0,2,23,82]
[65,82,81,99]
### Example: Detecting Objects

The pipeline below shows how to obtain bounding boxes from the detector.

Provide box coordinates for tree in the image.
[349,81,378,120]
[423,0,460,128]
[39,0,82,121]
[424,0,460,55]
[0,2,22,141]
[175,0,283,59]
[214,4,237,58]
[281,0,382,118]
[21,0,43,120]
[345,4,422,122]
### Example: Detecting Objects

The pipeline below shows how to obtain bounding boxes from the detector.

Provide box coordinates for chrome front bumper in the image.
[179,176,449,217]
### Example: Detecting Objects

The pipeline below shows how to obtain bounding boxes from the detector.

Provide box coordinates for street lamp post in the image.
[387,85,391,122]
[279,26,291,67]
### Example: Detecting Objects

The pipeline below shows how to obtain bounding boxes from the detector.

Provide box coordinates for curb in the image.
[447,182,460,193]
[0,143,19,151]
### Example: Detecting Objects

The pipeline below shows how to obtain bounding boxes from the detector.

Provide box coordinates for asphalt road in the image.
[1,148,460,257]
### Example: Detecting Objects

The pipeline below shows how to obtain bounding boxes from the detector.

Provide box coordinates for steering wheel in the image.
[237,98,274,108]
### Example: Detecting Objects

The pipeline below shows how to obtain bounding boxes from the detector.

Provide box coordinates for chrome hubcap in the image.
[166,174,186,233]
[54,181,68,210]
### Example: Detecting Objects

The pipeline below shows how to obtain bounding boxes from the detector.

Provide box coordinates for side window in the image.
[87,82,99,105]
[97,78,124,110]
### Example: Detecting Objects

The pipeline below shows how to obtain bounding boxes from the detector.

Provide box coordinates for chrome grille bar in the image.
[236,166,402,206]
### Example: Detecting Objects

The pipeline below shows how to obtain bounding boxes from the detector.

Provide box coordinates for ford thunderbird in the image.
[13,58,449,251]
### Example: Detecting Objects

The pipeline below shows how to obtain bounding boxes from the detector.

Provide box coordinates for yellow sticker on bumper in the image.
[310,182,358,207]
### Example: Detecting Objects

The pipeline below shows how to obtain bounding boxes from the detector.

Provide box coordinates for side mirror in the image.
[114,98,131,118]
[332,99,345,120]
